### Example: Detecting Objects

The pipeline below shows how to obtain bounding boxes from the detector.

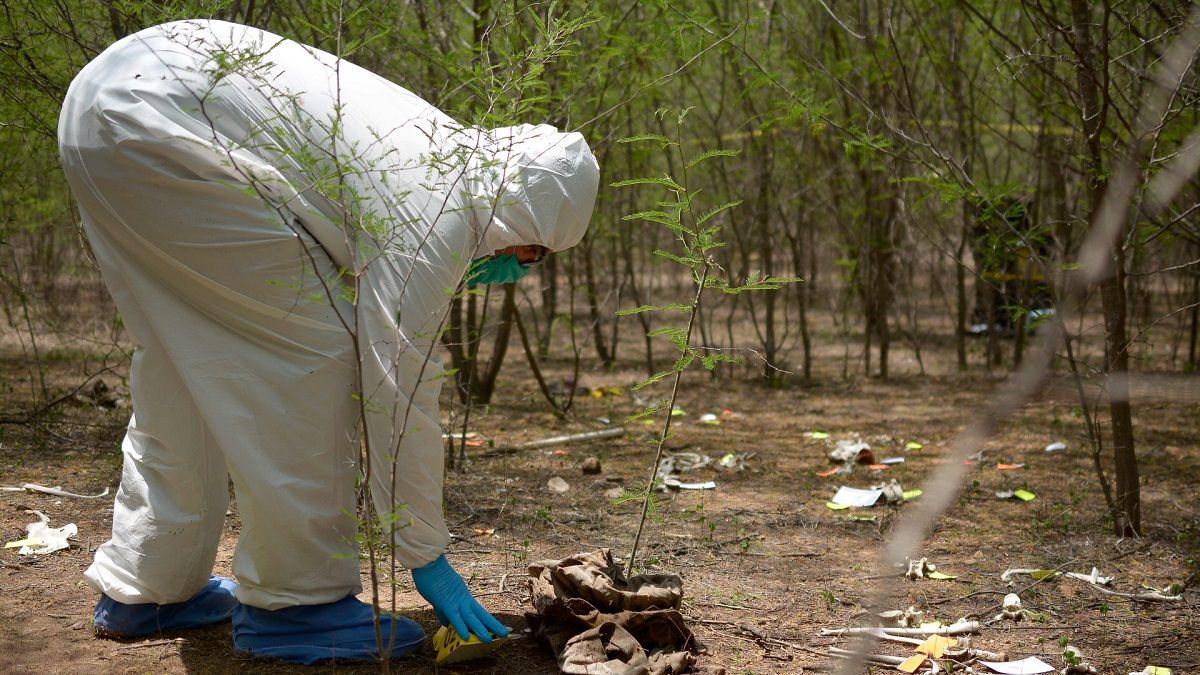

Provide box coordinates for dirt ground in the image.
[2,322,1198,674]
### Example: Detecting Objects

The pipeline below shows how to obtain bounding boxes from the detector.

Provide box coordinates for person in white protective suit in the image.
[57,19,598,663]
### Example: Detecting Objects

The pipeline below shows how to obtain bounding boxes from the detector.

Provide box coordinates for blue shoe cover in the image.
[232,595,426,664]
[94,576,238,638]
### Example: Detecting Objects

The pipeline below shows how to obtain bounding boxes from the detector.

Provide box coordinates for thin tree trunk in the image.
[756,141,779,383]
[514,305,566,419]
[537,255,558,357]
[956,206,969,371]
[1188,270,1199,371]
[470,284,517,402]
[581,236,613,366]
[787,228,812,380]
[1069,0,1139,535]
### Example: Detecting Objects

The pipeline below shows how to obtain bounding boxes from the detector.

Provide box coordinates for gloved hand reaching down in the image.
[411,554,510,643]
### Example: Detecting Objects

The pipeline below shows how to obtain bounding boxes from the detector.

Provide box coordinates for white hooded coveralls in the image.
[58,20,598,610]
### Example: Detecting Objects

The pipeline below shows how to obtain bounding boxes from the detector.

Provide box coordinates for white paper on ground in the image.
[980,656,1055,674]
[831,486,883,507]
[1044,442,1066,452]
[881,457,905,464]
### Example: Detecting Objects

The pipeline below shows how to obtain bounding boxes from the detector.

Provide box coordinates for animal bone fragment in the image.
[906,557,934,579]
[995,592,1030,622]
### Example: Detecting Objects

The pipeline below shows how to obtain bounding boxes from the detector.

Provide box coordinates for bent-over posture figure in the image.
[58,19,598,663]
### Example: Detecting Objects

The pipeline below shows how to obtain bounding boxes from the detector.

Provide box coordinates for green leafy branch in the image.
[613,108,798,575]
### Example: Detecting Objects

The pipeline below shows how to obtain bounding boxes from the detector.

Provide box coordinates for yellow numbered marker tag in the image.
[433,625,508,665]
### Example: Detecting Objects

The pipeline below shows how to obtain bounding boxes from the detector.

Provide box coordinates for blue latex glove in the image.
[466,254,531,287]
[411,555,509,643]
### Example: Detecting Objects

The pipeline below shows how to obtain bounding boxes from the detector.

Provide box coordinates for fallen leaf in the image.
[927,571,956,580]
[996,463,1025,470]
[473,527,495,536]
[825,501,851,511]
[1030,569,1059,580]
[867,463,889,470]
[898,654,926,673]
[809,431,830,439]
[906,441,924,450]
[1013,489,1036,501]
[902,489,923,500]
[815,467,841,477]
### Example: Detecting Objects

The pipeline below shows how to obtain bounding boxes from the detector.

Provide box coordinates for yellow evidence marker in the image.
[432,625,510,665]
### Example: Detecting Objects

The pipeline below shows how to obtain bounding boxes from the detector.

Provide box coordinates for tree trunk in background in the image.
[1100,243,1139,534]
[946,11,972,373]
[607,234,622,365]
[104,0,127,39]
[754,138,780,383]
[860,170,896,379]
[1069,0,1139,535]
[854,5,898,380]
[441,294,470,404]
[581,234,613,367]
[469,284,516,402]
[1188,270,1198,371]
[956,210,968,371]
[537,255,558,357]
[621,224,655,376]
[787,227,812,379]
[441,282,517,405]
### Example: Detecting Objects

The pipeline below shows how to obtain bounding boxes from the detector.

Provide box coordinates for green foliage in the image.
[1,0,1195,578]
[613,486,662,524]
[615,105,804,386]
[613,107,798,573]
